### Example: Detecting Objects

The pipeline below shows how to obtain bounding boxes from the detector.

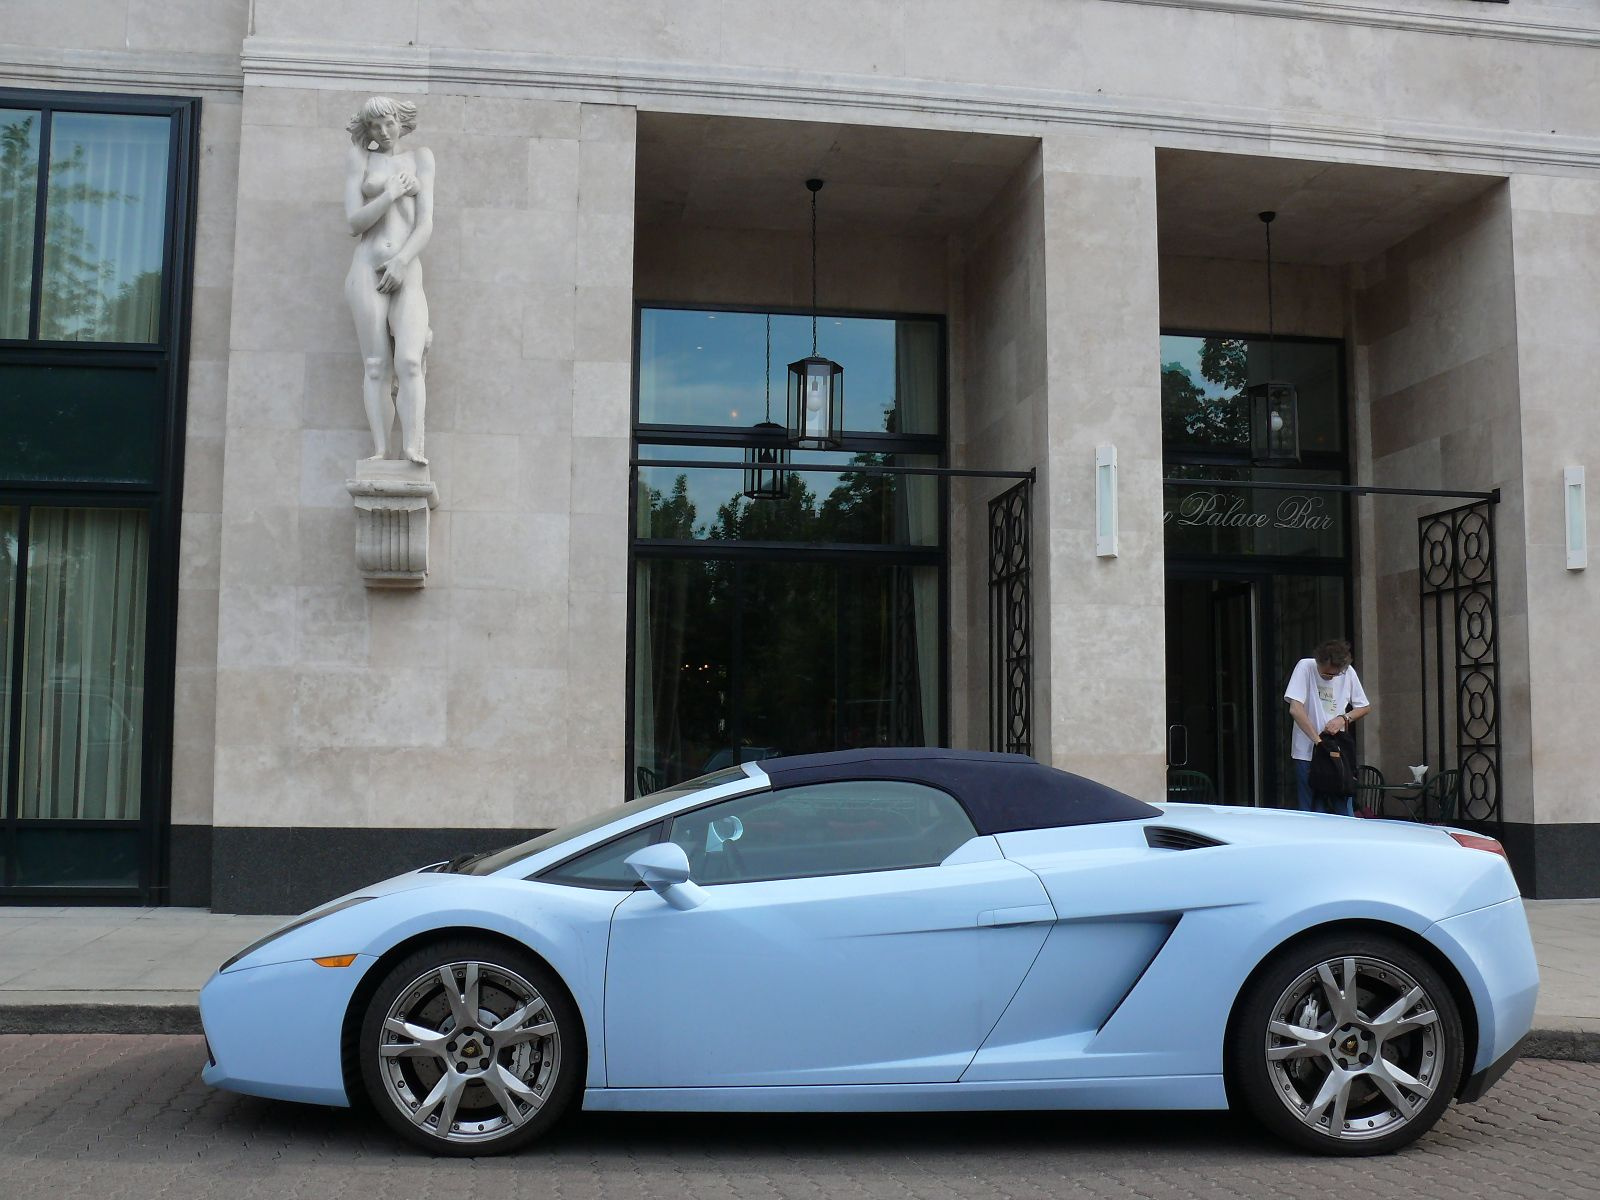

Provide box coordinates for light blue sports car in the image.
[200,749,1537,1157]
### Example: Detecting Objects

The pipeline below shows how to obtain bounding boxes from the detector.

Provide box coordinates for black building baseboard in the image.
[169,820,1600,912]
[209,827,548,914]
[1499,822,1600,900]
[167,824,214,907]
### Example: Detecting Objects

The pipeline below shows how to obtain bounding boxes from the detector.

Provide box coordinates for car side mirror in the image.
[624,842,706,910]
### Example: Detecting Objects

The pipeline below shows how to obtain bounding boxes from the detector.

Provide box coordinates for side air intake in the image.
[1145,826,1227,852]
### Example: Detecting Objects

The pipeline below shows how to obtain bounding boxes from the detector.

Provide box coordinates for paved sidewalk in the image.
[0,907,280,1031]
[1,900,1595,1054]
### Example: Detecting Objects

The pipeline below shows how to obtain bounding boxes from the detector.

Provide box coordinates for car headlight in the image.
[219,895,376,971]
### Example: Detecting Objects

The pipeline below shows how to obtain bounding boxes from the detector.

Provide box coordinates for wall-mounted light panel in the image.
[1566,466,1587,570]
[1096,444,1118,558]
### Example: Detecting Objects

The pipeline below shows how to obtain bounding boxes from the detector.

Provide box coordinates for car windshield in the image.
[455,766,755,875]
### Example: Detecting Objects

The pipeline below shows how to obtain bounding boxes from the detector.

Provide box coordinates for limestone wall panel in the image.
[212,91,635,836]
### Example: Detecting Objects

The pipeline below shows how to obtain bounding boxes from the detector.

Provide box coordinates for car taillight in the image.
[1449,832,1507,858]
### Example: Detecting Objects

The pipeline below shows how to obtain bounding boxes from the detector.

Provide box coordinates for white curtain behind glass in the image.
[895,321,942,742]
[39,113,170,343]
[0,109,39,340]
[0,509,17,812]
[19,508,149,820]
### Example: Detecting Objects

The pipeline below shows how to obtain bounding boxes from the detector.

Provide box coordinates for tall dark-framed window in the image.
[1159,331,1353,810]
[629,304,948,793]
[1,90,200,900]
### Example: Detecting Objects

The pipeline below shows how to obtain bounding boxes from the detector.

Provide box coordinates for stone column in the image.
[1352,185,1530,843]
[1506,173,1600,895]
[1038,134,1166,799]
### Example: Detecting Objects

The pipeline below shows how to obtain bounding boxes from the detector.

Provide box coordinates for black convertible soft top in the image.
[755,748,1160,836]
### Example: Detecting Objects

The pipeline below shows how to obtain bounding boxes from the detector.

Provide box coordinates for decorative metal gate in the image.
[988,479,1033,755]
[1417,499,1501,824]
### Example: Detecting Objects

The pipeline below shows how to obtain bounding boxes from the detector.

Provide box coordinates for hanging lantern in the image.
[743,313,790,500]
[787,354,845,450]
[1249,379,1299,465]
[743,422,790,500]
[787,178,845,450]
[1249,210,1300,467]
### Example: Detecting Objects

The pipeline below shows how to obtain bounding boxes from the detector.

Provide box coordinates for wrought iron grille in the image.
[1417,499,1501,824]
[988,480,1032,755]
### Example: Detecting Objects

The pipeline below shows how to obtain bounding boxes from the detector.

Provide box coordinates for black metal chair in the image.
[1166,768,1217,804]
[634,764,662,797]
[1354,764,1385,816]
[1421,768,1461,823]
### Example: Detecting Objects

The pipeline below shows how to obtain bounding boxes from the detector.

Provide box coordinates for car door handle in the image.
[976,904,1057,928]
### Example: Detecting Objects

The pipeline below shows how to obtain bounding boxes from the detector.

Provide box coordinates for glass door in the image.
[1211,582,1258,805]
[2,503,152,890]
[1165,576,1259,806]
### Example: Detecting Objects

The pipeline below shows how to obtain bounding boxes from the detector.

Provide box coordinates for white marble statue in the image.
[344,97,434,464]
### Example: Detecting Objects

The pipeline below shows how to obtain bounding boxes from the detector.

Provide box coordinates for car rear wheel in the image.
[359,937,582,1155]
[1230,932,1464,1155]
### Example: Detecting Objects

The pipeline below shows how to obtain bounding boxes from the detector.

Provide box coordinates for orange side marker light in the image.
[313,954,359,968]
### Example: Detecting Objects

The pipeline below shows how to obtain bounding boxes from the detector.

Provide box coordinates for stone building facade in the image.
[2,0,1597,911]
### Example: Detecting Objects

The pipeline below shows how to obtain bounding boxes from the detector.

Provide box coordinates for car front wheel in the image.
[359,937,582,1155]
[1230,932,1465,1154]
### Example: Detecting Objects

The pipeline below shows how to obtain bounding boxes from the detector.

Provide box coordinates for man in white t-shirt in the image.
[1283,638,1371,815]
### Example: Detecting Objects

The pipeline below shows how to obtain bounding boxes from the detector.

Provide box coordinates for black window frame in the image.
[1159,327,1352,580]
[0,87,200,904]
[0,91,190,351]
[628,301,952,800]
[1159,327,1356,812]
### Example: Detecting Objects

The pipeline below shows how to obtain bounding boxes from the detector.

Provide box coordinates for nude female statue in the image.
[344,97,434,464]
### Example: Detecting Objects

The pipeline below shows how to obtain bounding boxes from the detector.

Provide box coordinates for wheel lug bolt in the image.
[447,1042,456,1052]
[456,1061,467,1071]
[1360,1054,1372,1065]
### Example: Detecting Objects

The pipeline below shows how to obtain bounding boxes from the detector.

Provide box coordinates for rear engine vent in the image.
[1145,826,1227,852]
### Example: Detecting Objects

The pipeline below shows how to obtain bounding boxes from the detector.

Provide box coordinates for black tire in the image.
[1228,931,1465,1155]
[358,936,583,1156]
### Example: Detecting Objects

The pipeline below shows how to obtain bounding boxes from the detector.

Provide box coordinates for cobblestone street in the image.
[1,1036,1594,1200]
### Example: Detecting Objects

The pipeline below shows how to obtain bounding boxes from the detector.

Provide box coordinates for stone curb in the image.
[2,1004,1597,1063]
[0,1005,203,1036]
[1522,1028,1600,1063]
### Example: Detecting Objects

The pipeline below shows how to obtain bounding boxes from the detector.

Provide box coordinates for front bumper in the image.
[199,954,377,1107]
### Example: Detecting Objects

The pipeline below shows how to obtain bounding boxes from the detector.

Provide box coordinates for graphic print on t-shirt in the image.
[1317,680,1339,724]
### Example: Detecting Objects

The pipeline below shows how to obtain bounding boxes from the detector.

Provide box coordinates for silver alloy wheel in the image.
[376,959,562,1145]
[1265,954,1444,1142]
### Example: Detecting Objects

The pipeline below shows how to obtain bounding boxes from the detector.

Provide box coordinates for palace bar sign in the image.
[1162,484,1342,559]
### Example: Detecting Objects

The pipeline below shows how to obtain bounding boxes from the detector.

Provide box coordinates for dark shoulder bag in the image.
[1307,727,1358,797]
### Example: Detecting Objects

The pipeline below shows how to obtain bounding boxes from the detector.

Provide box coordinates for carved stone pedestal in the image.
[345,459,439,588]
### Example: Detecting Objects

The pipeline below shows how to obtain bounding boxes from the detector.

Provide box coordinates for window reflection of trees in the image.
[0,111,165,342]
[637,460,933,785]
[1162,336,1250,448]
[640,455,920,546]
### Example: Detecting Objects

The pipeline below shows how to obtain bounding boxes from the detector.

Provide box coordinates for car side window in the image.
[536,823,661,889]
[667,781,976,885]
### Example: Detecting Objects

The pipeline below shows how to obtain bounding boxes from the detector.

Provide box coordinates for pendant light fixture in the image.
[787,178,845,450]
[1248,210,1300,466]
[743,312,790,500]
